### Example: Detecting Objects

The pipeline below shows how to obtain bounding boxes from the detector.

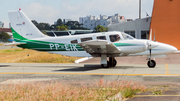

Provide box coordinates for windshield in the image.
[121,32,134,40]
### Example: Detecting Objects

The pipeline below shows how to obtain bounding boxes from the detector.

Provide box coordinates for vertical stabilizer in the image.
[8,9,47,41]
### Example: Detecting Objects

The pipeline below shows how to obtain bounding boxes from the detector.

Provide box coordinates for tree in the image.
[0,32,11,42]
[56,18,63,26]
[36,23,50,30]
[56,25,69,31]
[65,21,87,30]
[31,20,50,30]
[31,20,38,25]
[94,25,108,32]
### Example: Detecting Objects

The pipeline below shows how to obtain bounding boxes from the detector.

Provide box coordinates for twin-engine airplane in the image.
[6,9,178,68]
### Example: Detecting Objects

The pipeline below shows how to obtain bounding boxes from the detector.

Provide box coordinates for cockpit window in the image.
[97,36,106,40]
[71,39,78,44]
[122,33,134,40]
[109,34,121,42]
[81,37,92,42]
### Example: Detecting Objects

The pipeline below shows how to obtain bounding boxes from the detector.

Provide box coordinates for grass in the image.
[152,90,162,95]
[0,44,4,46]
[0,48,81,63]
[0,79,147,101]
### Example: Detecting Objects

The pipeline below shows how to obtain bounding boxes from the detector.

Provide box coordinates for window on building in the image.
[71,40,78,44]
[81,37,93,42]
[141,31,149,39]
[124,31,135,38]
[109,34,121,42]
[97,36,106,40]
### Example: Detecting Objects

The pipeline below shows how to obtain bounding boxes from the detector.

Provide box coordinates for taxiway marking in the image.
[165,64,169,74]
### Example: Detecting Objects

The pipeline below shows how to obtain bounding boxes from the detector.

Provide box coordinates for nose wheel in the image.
[147,60,156,68]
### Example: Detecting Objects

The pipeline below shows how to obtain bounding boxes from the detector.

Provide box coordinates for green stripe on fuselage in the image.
[11,27,84,51]
[114,43,140,47]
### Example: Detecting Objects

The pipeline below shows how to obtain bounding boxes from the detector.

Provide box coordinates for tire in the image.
[112,59,117,67]
[147,60,156,68]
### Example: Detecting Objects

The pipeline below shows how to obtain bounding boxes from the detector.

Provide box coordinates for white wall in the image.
[108,17,151,39]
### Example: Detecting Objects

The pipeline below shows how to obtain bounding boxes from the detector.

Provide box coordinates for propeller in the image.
[148,29,157,62]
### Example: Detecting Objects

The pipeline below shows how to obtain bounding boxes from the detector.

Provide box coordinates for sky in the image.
[0,0,154,28]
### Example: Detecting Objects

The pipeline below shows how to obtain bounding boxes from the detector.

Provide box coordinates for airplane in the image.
[5,9,178,68]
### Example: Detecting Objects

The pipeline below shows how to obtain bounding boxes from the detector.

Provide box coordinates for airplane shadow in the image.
[53,65,146,72]
[0,65,11,67]
[53,65,102,72]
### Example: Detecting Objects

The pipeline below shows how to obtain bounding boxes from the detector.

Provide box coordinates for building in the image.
[150,0,180,50]
[0,21,3,28]
[79,14,127,30]
[109,17,151,39]
[54,19,72,25]
[63,19,72,24]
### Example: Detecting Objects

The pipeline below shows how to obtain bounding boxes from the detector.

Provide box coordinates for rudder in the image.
[8,9,47,41]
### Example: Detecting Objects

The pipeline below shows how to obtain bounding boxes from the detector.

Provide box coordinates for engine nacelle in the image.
[114,40,147,54]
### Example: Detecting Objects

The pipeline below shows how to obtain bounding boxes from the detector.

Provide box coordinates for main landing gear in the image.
[147,59,156,68]
[101,55,117,68]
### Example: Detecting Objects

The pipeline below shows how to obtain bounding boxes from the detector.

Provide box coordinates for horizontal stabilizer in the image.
[4,42,26,46]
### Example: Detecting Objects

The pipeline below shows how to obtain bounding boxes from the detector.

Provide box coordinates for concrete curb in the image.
[75,57,93,64]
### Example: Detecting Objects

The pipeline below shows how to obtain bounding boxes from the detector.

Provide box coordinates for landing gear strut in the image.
[147,59,156,68]
[101,55,117,68]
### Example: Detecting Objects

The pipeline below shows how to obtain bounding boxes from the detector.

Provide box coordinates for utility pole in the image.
[139,0,141,19]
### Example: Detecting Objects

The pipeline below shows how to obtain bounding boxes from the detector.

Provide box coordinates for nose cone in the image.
[162,43,178,53]
[170,45,178,52]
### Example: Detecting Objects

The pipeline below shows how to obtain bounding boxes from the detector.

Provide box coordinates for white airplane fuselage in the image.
[7,9,178,68]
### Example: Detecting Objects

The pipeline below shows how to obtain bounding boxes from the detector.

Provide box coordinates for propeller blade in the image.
[149,29,152,41]
[150,49,151,58]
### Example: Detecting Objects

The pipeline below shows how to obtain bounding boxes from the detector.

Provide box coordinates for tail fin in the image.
[8,9,47,41]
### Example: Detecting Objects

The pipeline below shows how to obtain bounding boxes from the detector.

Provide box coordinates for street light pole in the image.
[139,0,141,19]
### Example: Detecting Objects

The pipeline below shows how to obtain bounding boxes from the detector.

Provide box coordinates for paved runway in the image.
[0,63,179,75]
[1,63,180,83]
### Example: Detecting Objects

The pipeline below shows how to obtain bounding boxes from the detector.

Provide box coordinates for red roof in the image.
[0,28,12,32]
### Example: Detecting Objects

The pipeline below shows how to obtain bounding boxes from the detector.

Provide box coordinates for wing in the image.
[4,42,26,46]
[78,40,121,57]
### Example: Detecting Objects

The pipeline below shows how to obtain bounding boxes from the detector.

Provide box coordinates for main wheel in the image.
[112,59,117,67]
[147,60,156,68]
[101,61,109,68]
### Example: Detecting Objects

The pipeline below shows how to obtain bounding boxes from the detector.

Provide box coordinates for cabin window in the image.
[81,37,92,42]
[71,40,78,44]
[97,36,106,40]
[109,34,121,42]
